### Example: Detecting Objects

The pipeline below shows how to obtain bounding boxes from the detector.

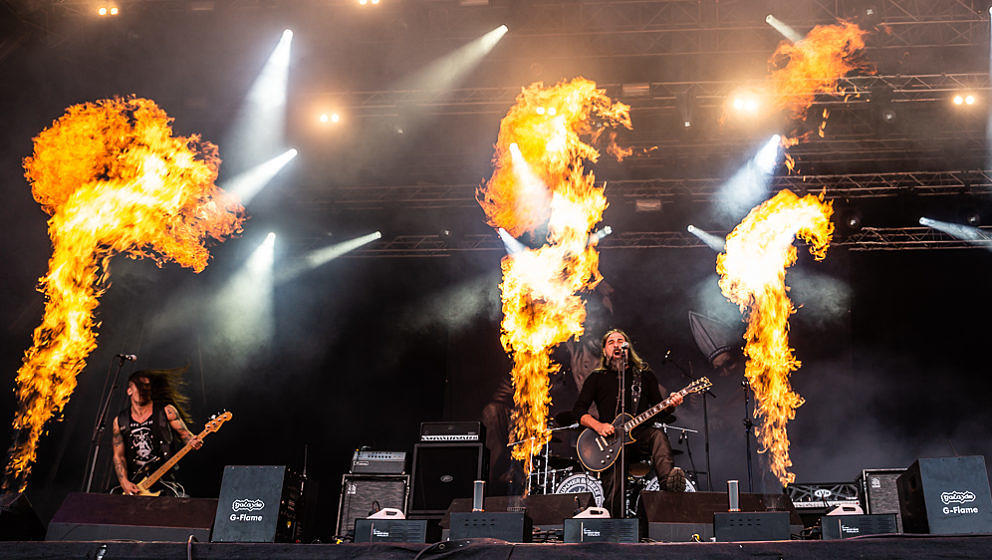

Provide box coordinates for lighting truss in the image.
[299,170,992,210]
[335,226,992,257]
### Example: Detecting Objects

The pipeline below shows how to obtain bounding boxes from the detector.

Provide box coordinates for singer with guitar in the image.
[112,367,202,496]
[572,329,687,516]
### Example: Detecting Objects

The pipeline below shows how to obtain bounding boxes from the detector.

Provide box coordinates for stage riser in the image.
[3,537,992,560]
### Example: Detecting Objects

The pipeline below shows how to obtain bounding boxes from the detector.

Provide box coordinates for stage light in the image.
[966,95,976,105]
[497,228,527,255]
[954,95,964,105]
[110,7,118,15]
[920,217,991,248]
[715,135,782,219]
[687,225,727,252]
[223,30,293,170]
[318,112,341,125]
[98,7,107,15]
[221,148,298,205]
[765,14,803,42]
[589,225,612,244]
[305,231,381,269]
[536,107,545,115]
[729,90,762,117]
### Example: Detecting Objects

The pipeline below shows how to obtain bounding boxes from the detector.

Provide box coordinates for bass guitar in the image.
[116,411,232,496]
[576,378,711,472]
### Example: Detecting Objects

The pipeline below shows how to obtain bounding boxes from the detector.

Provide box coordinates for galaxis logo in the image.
[940,491,976,505]
[232,498,265,512]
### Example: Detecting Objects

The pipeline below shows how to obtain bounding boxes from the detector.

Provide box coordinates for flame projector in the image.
[3,97,244,492]
[476,78,631,475]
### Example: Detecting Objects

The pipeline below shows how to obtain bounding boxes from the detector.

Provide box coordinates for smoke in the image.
[787,267,851,329]
[401,272,502,332]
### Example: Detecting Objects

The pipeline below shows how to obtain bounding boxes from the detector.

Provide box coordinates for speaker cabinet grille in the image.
[335,474,409,537]
[410,443,486,514]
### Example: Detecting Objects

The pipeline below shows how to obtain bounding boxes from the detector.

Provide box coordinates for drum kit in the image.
[509,420,700,515]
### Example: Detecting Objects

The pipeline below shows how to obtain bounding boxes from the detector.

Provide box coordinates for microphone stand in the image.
[617,349,627,518]
[83,354,130,492]
[664,352,715,491]
[743,376,754,493]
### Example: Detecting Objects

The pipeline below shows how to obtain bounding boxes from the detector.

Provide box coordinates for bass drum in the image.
[554,473,605,507]
[643,474,696,492]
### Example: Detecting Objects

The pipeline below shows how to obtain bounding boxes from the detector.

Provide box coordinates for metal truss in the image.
[337,73,990,117]
[342,225,992,257]
[299,170,992,210]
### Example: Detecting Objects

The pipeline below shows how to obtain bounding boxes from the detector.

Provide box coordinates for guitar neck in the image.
[139,433,199,489]
[623,388,689,432]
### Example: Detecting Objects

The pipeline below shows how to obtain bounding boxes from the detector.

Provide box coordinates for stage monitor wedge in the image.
[46,493,216,542]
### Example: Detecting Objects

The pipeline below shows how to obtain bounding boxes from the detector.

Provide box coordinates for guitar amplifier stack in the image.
[335,450,410,538]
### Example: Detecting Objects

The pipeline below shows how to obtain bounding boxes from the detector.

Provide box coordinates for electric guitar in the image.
[576,378,711,472]
[118,411,232,496]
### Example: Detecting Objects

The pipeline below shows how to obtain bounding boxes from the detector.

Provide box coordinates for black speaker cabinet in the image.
[410,442,486,514]
[639,491,801,542]
[821,513,898,539]
[354,519,427,542]
[897,455,992,535]
[449,511,532,542]
[335,474,409,537]
[564,518,639,543]
[211,465,303,543]
[713,511,791,542]
[860,468,905,532]
[46,492,217,542]
[442,493,594,528]
[0,493,44,541]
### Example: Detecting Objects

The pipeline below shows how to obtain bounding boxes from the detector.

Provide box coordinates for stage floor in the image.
[3,535,992,560]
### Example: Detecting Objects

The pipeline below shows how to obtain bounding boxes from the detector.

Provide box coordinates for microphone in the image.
[115,354,137,362]
[663,350,672,363]
[620,342,629,349]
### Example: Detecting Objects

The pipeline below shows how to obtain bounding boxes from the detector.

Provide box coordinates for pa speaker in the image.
[449,511,531,542]
[211,465,304,543]
[410,443,486,514]
[564,518,638,543]
[1,493,44,541]
[45,492,216,542]
[860,468,905,532]
[335,474,409,538]
[442,493,594,528]
[354,519,426,542]
[898,455,992,535]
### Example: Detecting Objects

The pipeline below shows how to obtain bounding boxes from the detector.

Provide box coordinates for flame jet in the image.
[477,78,631,468]
[4,97,244,491]
[716,190,833,487]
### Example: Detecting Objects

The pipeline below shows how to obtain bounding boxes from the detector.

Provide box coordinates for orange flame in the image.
[716,190,833,487]
[4,97,244,491]
[769,21,870,120]
[477,78,630,468]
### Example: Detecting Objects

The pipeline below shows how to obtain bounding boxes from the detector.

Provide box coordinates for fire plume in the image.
[477,78,630,466]
[4,97,244,491]
[769,21,870,120]
[716,190,833,486]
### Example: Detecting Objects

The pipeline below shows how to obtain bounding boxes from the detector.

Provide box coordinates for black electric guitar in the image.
[576,378,711,472]
[113,411,231,496]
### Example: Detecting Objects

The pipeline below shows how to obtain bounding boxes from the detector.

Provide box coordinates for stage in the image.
[2,535,992,560]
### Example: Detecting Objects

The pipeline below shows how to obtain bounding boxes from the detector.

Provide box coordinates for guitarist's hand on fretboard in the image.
[669,394,684,408]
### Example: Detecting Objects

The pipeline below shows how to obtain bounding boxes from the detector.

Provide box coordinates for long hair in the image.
[595,328,650,371]
[128,366,193,424]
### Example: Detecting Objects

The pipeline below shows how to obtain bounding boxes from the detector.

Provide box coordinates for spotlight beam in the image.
[224,30,294,170]
[765,15,804,43]
[221,149,298,205]
[687,225,727,252]
[920,217,992,250]
[497,228,527,255]
[715,135,783,220]
[276,231,383,283]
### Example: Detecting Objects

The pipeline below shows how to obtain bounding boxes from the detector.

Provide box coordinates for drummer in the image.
[572,329,687,516]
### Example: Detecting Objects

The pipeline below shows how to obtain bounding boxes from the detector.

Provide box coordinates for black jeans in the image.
[600,426,675,517]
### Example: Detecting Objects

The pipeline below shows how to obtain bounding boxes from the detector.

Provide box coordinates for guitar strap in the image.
[630,368,642,414]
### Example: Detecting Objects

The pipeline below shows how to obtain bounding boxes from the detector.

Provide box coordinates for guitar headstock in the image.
[204,410,232,434]
[682,377,713,396]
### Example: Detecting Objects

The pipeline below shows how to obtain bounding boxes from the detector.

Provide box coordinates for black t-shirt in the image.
[572,367,668,433]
